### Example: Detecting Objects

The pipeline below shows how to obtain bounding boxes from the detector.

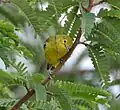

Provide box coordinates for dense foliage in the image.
[0,0,120,110]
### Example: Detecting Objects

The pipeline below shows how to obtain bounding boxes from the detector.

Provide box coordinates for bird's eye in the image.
[64,40,67,43]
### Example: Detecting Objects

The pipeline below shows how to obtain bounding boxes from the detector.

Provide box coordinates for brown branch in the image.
[87,0,94,12]
[11,89,35,110]
[83,0,105,12]
[11,29,82,110]
[11,0,96,109]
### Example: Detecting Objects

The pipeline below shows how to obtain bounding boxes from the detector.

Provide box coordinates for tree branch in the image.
[83,0,105,12]
[11,89,35,110]
[11,0,97,109]
[87,0,94,12]
[11,28,82,110]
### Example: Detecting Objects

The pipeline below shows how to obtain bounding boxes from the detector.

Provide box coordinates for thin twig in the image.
[11,89,35,110]
[11,28,82,110]
[11,0,96,109]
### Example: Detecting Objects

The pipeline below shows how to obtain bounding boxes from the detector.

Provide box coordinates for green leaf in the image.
[0,20,20,68]
[11,75,27,86]
[48,0,76,13]
[0,99,17,108]
[0,3,26,26]
[64,6,80,38]
[16,46,33,59]
[32,73,44,84]
[55,80,111,108]
[88,44,110,84]
[11,0,41,34]
[73,98,93,110]
[37,0,78,32]
[98,8,120,19]
[55,80,111,97]
[20,104,29,110]
[35,84,46,101]
[0,69,13,84]
[9,61,29,77]
[0,20,18,44]
[81,13,95,39]
[107,79,120,87]
[92,17,120,56]
[108,0,120,10]
[48,86,75,110]
[27,100,59,110]
[95,97,109,106]
[100,17,120,40]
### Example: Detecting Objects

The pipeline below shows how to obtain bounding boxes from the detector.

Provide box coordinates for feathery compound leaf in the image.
[64,6,80,38]
[73,98,93,110]
[88,44,110,84]
[55,80,111,108]
[0,99,17,108]
[16,46,33,59]
[96,18,120,41]
[99,8,120,19]
[0,20,22,68]
[4,62,29,86]
[100,17,120,40]
[0,3,26,26]
[107,0,120,10]
[37,6,58,31]
[11,75,27,87]
[108,79,120,87]
[11,0,41,34]
[48,86,75,110]
[10,61,28,76]
[0,20,18,44]
[0,46,14,68]
[38,0,77,32]
[81,13,95,39]
[27,100,59,110]
[92,18,120,55]
[55,80,111,97]
[0,69,13,84]
[48,0,76,12]
[0,63,28,87]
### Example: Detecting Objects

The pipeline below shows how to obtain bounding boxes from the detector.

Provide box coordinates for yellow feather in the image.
[44,35,73,66]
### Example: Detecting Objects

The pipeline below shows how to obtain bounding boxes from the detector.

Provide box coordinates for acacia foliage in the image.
[0,0,120,110]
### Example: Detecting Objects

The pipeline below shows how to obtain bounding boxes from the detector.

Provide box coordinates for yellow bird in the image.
[44,35,73,68]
